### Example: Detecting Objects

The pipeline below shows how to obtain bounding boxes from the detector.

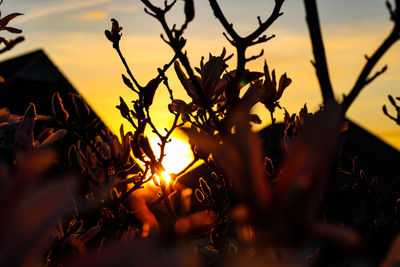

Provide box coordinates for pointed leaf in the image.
[388,95,397,106]
[122,74,135,91]
[0,13,23,27]
[143,77,162,108]
[4,27,22,34]
[52,92,69,122]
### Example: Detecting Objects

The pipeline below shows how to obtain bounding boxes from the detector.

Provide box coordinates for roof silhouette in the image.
[0,49,108,163]
[0,49,82,116]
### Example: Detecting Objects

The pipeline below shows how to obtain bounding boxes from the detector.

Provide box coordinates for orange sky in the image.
[2,0,400,151]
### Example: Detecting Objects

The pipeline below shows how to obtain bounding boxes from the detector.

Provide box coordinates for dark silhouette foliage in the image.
[1,0,400,266]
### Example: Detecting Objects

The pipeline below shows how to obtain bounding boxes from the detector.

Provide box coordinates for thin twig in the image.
[140,0,222,130]
[342,25,400,112]
[209,0,285,104]
[115,45,142,92]
[158,113,180,163]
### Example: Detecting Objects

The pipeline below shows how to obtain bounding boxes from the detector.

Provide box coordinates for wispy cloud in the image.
[106,5,139,14]
[17,0,111,23]
[80,10,108,21]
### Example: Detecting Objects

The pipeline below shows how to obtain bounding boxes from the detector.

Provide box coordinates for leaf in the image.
[202,54,225,98]
[143,77,162,108]
[122,74,135,91]
[4,27,22,34]
[249,114,262,124]
[388,94,397,106]
[68,145,79,167]
[37,128,54,144]
[39,129,67,148]
[52,92,69,122]
[1,36,24,53]
[278,73,292,96]
[235,70,264,89]
[0,13,23,27]
[199,177,211,198]
[131,122,146,161]
[105,30,113,42]
[138,135,156,163]
[170,99,197,115]
[240,80,265,110]
[174,61,199,102]
[170,99,186,114]
[72,94,91,121]
[383,105,389,116]
[24,102,37,118]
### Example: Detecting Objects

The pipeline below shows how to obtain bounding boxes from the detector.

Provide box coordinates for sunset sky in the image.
[2,0,400,151]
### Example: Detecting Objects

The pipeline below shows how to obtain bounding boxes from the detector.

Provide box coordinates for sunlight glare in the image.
[149,136,194,175]
[159,171,172,184]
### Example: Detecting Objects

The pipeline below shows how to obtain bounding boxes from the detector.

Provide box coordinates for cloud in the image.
[17,0,110,23]
[81,10,108,20]
[106,5,139,14]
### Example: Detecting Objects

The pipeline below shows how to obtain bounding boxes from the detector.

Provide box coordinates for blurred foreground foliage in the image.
[1,0,400,266]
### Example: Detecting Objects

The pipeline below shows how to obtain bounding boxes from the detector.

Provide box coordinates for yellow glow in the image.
[160,171,172,184]
[151,172,172,187]
[149,137,194,175]
[82,11,108,20]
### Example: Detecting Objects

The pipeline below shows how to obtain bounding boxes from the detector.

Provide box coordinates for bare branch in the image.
[383,94,400,125]
[115,45,143,91]
[365,65,388,85]
[303,0,335,106]
[246,49,264,62]
[245,0,284,42]
[160,33,170,45]
[222,32,235,46]
[208,0,241,41]
[342,25,400,112]
[164,0,177,12]
[143,8,157,18]
[209,0,284,46]
[208,0,286,107]
[341,1,400,112]
[250,34,275,46]
[140,0,222,131]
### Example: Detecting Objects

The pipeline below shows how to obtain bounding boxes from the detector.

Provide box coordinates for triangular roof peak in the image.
[0,49,46,81]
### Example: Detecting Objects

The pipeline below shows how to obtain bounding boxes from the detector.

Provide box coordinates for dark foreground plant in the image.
[1,0,400,266]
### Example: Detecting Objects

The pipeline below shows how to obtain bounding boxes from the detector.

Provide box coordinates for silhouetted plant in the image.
[383,95,400,125]
[2,0,400,266]
[0,0,24,56]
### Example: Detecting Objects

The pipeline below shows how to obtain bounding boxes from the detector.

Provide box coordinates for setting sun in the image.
[159,171,172,184]
[149,136,194,175]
